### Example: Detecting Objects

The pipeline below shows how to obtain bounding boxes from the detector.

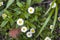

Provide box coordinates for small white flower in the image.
[0,2,3,6]
[28,7,34,14]
[2,13,7,19]
[26,32,32,37]
[17,18,24,26]
[30,28,35,33]
[58,17,60,21]
[21,26,28,33]
[50,2,56,8]
[50,25,54,30]
[44,37,51,40]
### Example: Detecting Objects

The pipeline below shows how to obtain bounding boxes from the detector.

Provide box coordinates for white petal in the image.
[28,7,34,14]
[17,18,24,26]
[21,26,28,33]
[50,25,54,29]
[0,2,3,6]
[44,37,51,40]
[26,32,32,37]
[30,28,35,33]
[50,2,56,8]
[58,17,60,21]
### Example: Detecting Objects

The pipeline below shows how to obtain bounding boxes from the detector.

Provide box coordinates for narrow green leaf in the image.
[0,10,3,16]
[26,0,31,7]
[25,0,31,9]
[35,0,43,3]
[16,0,23,8]
[51,4,58,33]
[9,18,14,26]
[0,21,8,27]
[25,21,36,29]
[30,23,36,29]
[35,9,54,38]
[5,0,15,9]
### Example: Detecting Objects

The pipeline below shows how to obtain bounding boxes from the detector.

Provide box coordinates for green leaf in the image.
[24,12,30,19]
[9,18,14,26]
[5,0,15,9]
[33,0,43,3]
[57,0,60,3]
[16,0,23,8]
[0,21,8,27]
[51,4,58,33]
[35,9,54,38]
[0,10,3,16]
[4,10,12,18]
[13,8,21,16]
[30,23,36,29]
[26,0,31,7]
[25,21,36,29]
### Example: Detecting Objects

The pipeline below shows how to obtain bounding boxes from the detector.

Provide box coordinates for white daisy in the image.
[26,32,32,37]
[21,26,28,33]
[50,2,56,8]
[17,18,24,26]
[30,28,35,33]
[0,2,3,6]
[2,13,7,19]
[44,37,51,40]
[28,7,34,14]
[58,17,60,21]
[50,25,54,30]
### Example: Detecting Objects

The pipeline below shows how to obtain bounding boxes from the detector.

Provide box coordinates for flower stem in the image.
[44,0,56,16]
[51,4,58,33]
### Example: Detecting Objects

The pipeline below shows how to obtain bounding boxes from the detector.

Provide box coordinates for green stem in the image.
[51,4,58,33]
[35,9,54,38]
[44,0,56,16]
[44,6,51,16]
[33,38,36,40]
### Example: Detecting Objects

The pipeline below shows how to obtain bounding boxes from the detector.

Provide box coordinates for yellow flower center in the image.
[58,17,60,20]
[31,29,34,32]
[28,33,30,35]
[19,21,22,23]
[30,9,32,12]
[23,28,25,30]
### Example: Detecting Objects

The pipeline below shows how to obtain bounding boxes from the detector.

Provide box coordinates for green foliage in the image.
[5,0,15,9]
[16,0,23,8]
[0,0,60,40]
[0,20,8,27]
[57,0,60,3]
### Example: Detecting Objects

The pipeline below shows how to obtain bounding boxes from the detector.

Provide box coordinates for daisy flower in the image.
[28,7,34,14]
[44,37,51,40]
[26,32,32,37]
[50,2,56,8]
[50,25,54,30]
[30,28,35,33]
[21,26,28,33]
[58,17,60,21]
[2,13,7,19]
[0,2,3,6]
[17,18,24,26]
